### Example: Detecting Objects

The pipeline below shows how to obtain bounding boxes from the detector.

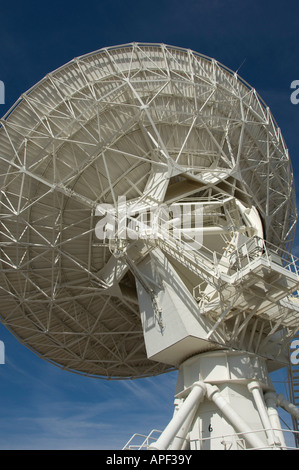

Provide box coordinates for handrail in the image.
[122,429,162,450]
[229,236,299,278]
[122,426,299,450]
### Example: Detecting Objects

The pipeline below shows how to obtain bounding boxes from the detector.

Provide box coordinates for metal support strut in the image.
[150,381,206,450]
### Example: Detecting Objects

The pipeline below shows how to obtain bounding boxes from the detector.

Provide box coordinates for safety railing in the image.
[188,427,299,450]
[228,236,299,278]
[122,427,299,450]
[122,430,162,450]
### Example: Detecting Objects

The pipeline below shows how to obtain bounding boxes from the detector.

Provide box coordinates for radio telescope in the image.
[0,43,299,450]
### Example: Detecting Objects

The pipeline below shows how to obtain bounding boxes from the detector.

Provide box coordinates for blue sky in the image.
[0,0,299,450]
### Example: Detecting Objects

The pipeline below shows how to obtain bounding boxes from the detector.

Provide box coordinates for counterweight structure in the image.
[0,43,298,449]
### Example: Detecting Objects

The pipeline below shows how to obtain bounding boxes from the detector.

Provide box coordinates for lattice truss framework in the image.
[0,43,297,378]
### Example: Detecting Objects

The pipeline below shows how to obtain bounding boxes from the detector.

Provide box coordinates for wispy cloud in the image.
[0,331,178,450]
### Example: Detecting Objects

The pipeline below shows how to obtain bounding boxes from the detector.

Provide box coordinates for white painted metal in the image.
[247,381,281,447]
[205,384,266,450]
[0,43,298,448]
[264,392,287,448]
[150,381,206,450]
[287,332,299,446]
[144,351,295,450]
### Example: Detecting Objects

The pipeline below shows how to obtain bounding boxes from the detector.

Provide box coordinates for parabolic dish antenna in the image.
[0,43,298,408]
[0,44,296,378]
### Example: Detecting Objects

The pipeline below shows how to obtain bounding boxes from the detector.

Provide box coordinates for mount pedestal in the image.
[150,351,291,450]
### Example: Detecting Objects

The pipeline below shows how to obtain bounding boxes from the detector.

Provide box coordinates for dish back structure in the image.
[0,43,299,449]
